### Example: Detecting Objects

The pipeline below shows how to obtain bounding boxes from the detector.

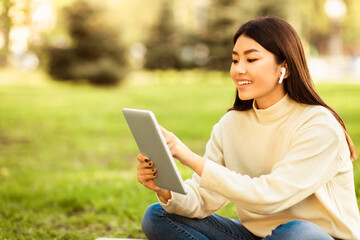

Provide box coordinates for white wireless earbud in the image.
[279,67,286,84]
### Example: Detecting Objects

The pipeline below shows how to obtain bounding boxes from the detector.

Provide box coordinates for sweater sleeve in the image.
[200,114,345,215]
[157,123,230,218]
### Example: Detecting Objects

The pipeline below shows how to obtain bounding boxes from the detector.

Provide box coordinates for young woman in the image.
[136,16,360,240]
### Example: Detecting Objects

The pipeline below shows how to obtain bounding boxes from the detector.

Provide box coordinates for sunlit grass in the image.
[0,69,359,239]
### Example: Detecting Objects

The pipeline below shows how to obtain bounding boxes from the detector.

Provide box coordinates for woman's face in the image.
[230,34,286,109]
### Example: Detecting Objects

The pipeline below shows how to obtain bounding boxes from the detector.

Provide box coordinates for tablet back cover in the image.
[123,108,187,195]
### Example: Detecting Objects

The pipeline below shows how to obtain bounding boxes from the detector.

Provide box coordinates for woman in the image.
[136,16,360,240]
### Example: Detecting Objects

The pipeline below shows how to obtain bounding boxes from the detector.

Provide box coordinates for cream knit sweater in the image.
[158,95,360,239]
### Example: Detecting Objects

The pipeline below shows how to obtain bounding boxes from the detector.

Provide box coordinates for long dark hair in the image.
[229,16,357,160]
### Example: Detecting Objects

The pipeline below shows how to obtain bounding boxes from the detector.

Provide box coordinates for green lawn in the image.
[0,69,359,239]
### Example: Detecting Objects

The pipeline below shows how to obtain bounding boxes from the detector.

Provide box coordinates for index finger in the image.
[137,153,149,163]
[160,126,169,134]
[160,125,171,138]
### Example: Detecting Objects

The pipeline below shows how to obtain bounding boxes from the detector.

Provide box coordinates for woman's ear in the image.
[283,61,289,78]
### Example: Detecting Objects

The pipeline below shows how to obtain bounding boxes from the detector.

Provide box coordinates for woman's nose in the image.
[235,61,246,74]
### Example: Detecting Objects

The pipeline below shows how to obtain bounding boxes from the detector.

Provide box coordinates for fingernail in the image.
[148,162,152,166]
[153,173,156,176]
[144,158,149,163]
[152,169,155,172]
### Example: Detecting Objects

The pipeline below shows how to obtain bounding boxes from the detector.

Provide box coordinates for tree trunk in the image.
[0,0,13,66]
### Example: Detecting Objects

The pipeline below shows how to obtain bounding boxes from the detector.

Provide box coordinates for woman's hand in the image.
[136,153,171,201]
[160,127,194,165]
[160,126,206,176]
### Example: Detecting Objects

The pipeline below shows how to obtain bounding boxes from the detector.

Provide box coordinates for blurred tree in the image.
[297,0,329,55]
[46,1,126,86]
[205,0,290,70]
[203,0,239,70]
[290,0,360,56]
[147,0,290,71]
[144,0,183,69]
[144,0,240,70]
[0,0,13,66]
[109,0,360,71]
[343,0,360,54]
[255,0,288,18]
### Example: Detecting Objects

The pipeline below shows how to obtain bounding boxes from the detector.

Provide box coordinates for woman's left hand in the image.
[160,126,205,176]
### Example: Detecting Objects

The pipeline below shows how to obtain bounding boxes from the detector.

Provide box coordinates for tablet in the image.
[122,108,188,195]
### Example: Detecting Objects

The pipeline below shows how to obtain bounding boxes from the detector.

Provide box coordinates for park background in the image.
[1,0,360,239]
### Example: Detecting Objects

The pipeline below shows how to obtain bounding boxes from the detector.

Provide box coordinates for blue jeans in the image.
[142,203,335,240]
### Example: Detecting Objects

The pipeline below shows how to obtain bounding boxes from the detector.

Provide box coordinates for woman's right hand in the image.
[136,153,172,201]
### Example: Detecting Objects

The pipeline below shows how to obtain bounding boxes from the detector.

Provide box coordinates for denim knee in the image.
[141,203,164,236]
[265,220,334,240]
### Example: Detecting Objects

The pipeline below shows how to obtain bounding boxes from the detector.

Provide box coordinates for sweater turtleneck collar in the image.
[253,95,295,123]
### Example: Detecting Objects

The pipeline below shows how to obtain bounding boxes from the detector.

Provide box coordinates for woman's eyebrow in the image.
[244,49,260,55]
[232,49,260,56]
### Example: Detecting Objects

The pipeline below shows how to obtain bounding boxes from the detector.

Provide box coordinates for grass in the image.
[0,69,359,239]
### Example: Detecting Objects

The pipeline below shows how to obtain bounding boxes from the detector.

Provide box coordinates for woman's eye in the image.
[231,59,238,63]
[247,59,257,63]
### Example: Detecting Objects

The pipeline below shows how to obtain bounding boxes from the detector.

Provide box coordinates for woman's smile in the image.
[236,79,252,90]
[237,80,252,86]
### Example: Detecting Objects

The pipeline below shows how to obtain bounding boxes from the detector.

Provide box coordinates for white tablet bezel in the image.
[122,108,188,195]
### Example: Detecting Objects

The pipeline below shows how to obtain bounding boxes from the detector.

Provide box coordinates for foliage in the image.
[195,0,289,70]
[201,0,238,70]
[144,0,182,70]
[46,1,126,86]
[0,0,13,66]
[143,0,291,71]
[343,0,360,48]
[141,0,360,70]
[0,69,360,239]
[3,0,360,72]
